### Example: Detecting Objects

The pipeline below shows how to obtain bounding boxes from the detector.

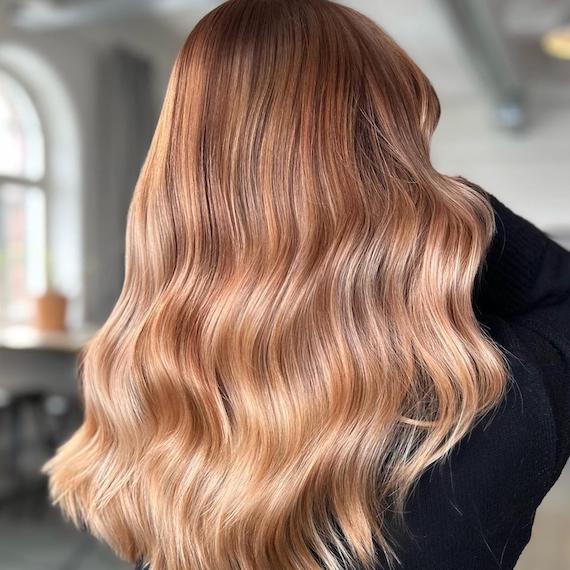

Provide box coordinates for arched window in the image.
[0,69,46,323]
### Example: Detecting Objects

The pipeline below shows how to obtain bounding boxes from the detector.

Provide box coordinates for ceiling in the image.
[2,0,569,35]
[1,0,568,226]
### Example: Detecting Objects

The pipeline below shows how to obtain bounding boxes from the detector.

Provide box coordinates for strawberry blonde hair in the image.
[45,1,508,568]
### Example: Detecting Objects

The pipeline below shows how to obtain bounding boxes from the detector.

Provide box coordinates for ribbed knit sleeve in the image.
[473,192,570,318]
[473,190,570,486]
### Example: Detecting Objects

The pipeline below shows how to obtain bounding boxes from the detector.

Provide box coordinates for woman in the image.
[44,1,570,569]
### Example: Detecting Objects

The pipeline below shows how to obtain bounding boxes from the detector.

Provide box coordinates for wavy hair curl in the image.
[44,1,508,568]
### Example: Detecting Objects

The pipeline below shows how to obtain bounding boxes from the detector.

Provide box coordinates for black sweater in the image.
[136,193,570,570]
[380,191,570,569]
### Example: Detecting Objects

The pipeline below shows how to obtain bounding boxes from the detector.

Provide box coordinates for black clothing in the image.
[136,192,570,569]
[380,190,570,569]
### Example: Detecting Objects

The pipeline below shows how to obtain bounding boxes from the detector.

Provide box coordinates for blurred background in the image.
[0,0,569,569]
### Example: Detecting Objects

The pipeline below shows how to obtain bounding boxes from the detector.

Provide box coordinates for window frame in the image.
[0,66,48,324]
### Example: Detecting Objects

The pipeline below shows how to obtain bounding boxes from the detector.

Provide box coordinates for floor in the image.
[0,464,569,570]
[0,403,130,570]
[0,501,129,570]
[517,463,570,569]
[1,396,570,570]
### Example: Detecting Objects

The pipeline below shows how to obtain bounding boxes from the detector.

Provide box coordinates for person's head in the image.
[44,1,508,569]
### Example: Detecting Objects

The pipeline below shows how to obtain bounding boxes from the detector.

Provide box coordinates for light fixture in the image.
[541,24,570,60]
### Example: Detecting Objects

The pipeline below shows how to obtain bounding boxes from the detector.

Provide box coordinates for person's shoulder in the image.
[395,312,562,569]
[481,311,570,493]
[508,306,570,479]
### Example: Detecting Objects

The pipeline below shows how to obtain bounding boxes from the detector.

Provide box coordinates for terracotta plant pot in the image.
[34,290,67,331]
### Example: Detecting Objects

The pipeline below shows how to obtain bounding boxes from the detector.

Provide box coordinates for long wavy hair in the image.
[44,1,509,568]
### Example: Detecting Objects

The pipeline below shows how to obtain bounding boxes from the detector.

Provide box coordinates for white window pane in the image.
[0,183,46,323]
[0,70,45,181]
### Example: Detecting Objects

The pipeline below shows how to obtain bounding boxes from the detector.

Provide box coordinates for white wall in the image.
[0,23,172,326]
[1,0,568,330]
[339,0,570,231]
[0,33,100,326]
[151,0,570,231]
